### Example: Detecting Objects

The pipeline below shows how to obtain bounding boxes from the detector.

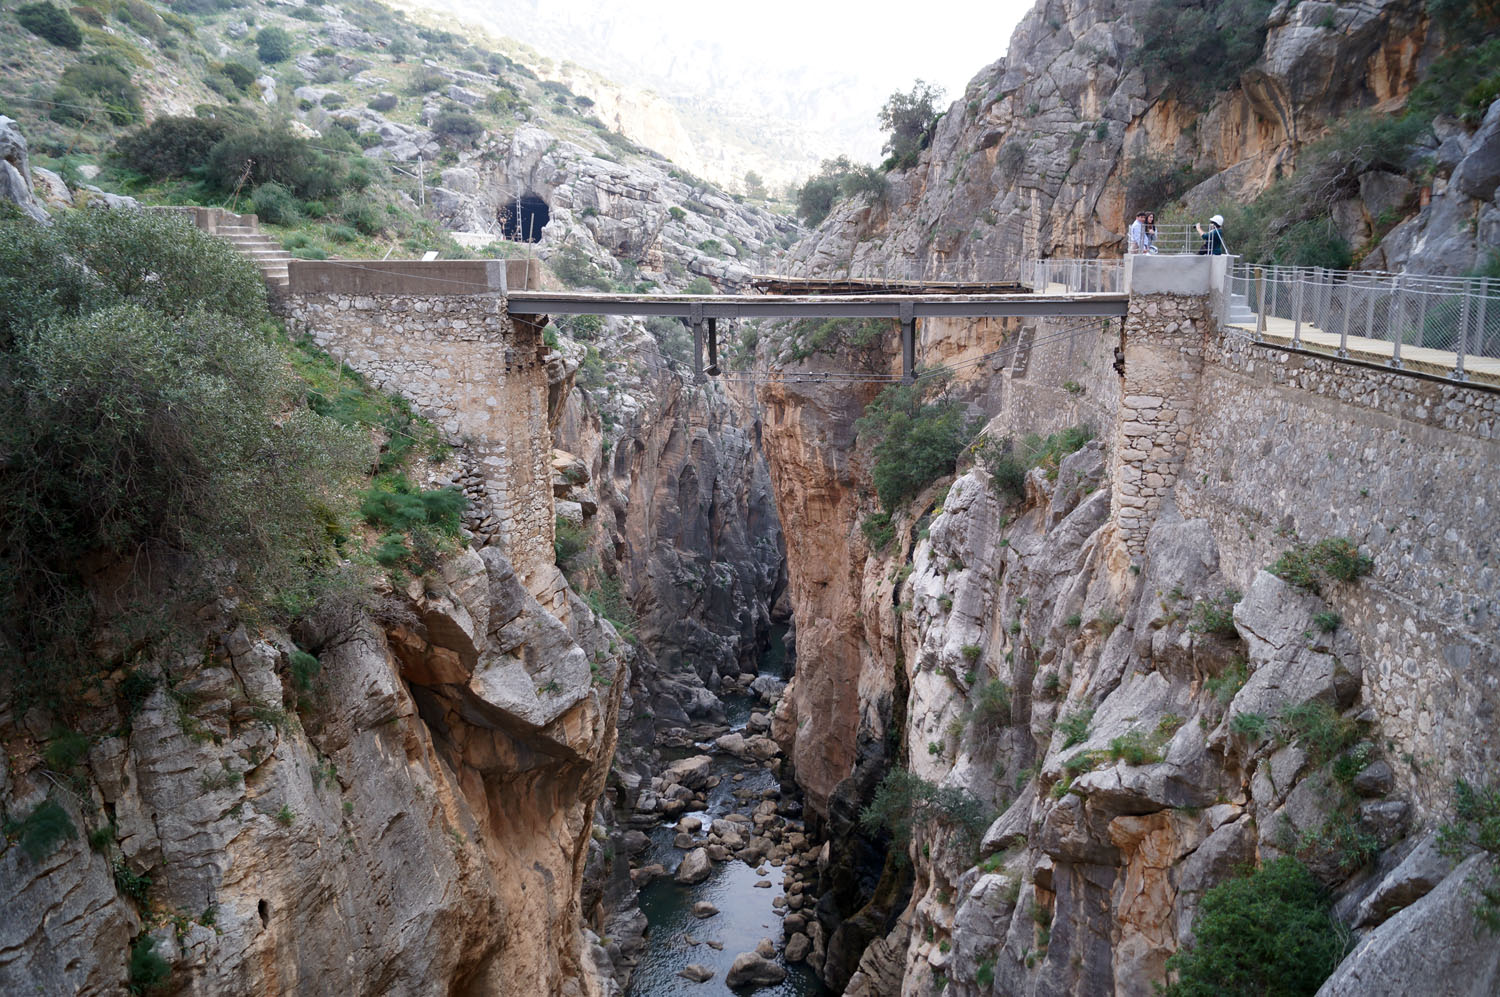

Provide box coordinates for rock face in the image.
[0,116,48,223]
[793,0,1494,276]
[0,546,624,996]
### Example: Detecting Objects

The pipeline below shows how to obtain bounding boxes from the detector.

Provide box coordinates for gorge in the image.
[1,0,1499,993]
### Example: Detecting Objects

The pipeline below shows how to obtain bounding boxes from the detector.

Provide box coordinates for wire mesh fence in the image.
[1227,264,1500,380]
[1030,258,1125,294]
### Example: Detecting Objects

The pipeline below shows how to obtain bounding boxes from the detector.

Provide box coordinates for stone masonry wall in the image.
[284,287,556,590]
[1175,336,1500,812]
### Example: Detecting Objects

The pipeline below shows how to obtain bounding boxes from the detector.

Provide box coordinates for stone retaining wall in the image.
[283,264,555,590]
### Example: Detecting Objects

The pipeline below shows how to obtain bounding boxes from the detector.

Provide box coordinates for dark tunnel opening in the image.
[499,193,551,242]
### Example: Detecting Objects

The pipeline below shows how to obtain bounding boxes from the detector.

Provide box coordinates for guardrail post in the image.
[1255,266,1266,338]
[1292,274,1304,348]
[1390,275,1404,368]
[1477,278,1491,359]
[1415,279,1429,347]
[1338,278,1350,358]
[1453,290,1470,380]
[1364,279,1377,346]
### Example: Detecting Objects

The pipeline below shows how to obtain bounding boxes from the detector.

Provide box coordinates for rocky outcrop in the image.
[793,0,1493,276]
[0,116,49,224]
[0,546,624,996]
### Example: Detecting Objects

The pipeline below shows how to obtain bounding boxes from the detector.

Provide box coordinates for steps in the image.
[1227,292,1257,326]
[214,222,292,289]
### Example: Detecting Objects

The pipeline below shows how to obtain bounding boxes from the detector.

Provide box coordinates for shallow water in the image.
[626,756,827,996]
[627,624,826,996]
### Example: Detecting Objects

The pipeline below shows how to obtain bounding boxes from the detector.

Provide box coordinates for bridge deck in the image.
[504,291,1128,320]
[746,276,1031,296]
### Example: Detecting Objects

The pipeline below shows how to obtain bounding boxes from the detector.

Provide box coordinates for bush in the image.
[977,425,1093,503]
[206,124,349,199]
[59,55,143,125]
[1133,0,1276,106]
[1269,537,1373,594]
[973,679,1012,726]
[860,512,896,550]
[1190,588,1242,638]
[289,650,321,691]
[17,2,82,47]
[406,70,448,95]
[369,93,398,112]
[432,110,483,146]
[220,62,256,91]
[554,515,589,567]
[4,798,76,861]
[860,768,991,861]
[251,181,302,224]
[1163,858,1346,996]
[1058,706,1094,747]
[118,114,230,179]
[855,381,979,512]
[337,192,385,235]
[128,935,170,993]
[256,26,293,63]
[548,245,612,290]
[0,211,368,700]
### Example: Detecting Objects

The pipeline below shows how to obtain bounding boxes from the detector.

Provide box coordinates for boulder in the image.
[1454,99,1500,200]
[663,754,713,790]
[675,848,711,885]
[678,964,714,983]
[755,937,776,958]
[1353,832,1457,928]
[726,951,787,988]
[715,732,748,756]
[785,932,811,963]
[691,901,719,918]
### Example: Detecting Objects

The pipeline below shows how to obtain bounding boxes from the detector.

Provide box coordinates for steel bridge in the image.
[506,277,1128,382]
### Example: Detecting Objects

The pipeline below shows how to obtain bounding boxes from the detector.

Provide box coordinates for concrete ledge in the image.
[288,258,540,296]
[1125,253,1230,296]
[149,205,259,234]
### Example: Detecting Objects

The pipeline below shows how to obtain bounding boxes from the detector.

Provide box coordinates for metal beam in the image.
[900,299,915,383]
[505,291,1128,321]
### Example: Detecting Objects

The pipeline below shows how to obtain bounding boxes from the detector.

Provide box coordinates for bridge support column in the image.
[900,300,915,383]
[706,317,720,376]
[691,302,705,384]
[1110,256,1219,564]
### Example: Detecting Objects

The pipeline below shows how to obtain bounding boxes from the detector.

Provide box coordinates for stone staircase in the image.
[152,206,291,291]
[1227,291,1257,326]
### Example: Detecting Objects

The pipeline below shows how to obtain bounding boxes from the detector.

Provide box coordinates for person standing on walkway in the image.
[1196,214,1227,255]
[1143,212,1158,254]
[1128,211,1147,253]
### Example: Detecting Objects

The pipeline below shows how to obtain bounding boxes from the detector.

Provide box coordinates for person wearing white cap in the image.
[1196,214,1227,255]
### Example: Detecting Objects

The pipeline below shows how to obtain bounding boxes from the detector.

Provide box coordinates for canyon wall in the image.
[756,260,1499,994]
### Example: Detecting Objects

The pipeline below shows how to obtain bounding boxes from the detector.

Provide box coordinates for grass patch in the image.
[976,425,1093,503]
[1269,538,1374,595]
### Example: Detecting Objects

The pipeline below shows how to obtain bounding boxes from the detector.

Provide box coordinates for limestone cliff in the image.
[793,0,1497,276]
[1,546,625,996]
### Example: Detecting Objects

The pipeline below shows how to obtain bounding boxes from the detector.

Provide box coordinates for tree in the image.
[879,80,944,171]
[256,26,293,64]
[743,170,766,199]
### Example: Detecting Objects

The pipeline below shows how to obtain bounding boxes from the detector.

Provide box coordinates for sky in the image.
[414,0,1039,164]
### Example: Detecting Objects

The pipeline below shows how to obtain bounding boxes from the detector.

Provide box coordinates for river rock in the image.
[631,863,666,887]
[705,939,724,950]
[691,901,719,918]
[678,816,702,833]
[707,844,731,862]
[755,937,776,958]
[664,754,713,790]
[753,879,772,888]
[679,964,715,983]
[674,833,696,849]
[716,732,748,756]
[676,848,712,884]
[726,952,787,988]
[785,932,811,963]
[619,830,650,855]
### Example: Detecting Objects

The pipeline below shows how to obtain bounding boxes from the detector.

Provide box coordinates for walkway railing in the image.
[1031,258,1125,294]
[1227,263,1500,382]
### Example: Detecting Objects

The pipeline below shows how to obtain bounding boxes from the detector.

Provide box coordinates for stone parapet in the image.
[288,258,540,296]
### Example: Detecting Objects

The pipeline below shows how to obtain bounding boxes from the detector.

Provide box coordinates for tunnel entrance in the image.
[499,193,550,242]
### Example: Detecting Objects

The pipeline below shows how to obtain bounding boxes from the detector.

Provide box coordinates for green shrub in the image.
[256,26,293,63]
[1133,0,1276,107]
[1207,657,1250,705]
[1058,706,1093,748]
[861,511,896,550]
[17,2,82,47]
[1438,778,1500,933]
[5,798,76,861]
[549,245,612,291]
[44,728,91,772]
[684,275,715,294]
[432,110,483,146]
[1312,610,1341,633]
[973,679,1011,726]
[337,193,385,235]
[977,425,1093,503]
[59,54,143,125]
[794,156,862,225]
[1190,588,1242,638]
[127,935,170,994]
[114,859,151,903]
[289,650,320,691]
[220,62,256,91]
[251,181,302,224]
[1230,712,1269,739]
[207,124,349,200]
[369,93,398,112]
[1277,701,1358,765]
[1165,858,1345,995]
[856,381,979,512]
[406,70,449,95]
[554,515,589,567]
[1269,537,1373,594]
[860,768,991,861]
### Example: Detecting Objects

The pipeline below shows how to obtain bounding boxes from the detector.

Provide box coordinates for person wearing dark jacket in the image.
[1196,214,1227,255]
